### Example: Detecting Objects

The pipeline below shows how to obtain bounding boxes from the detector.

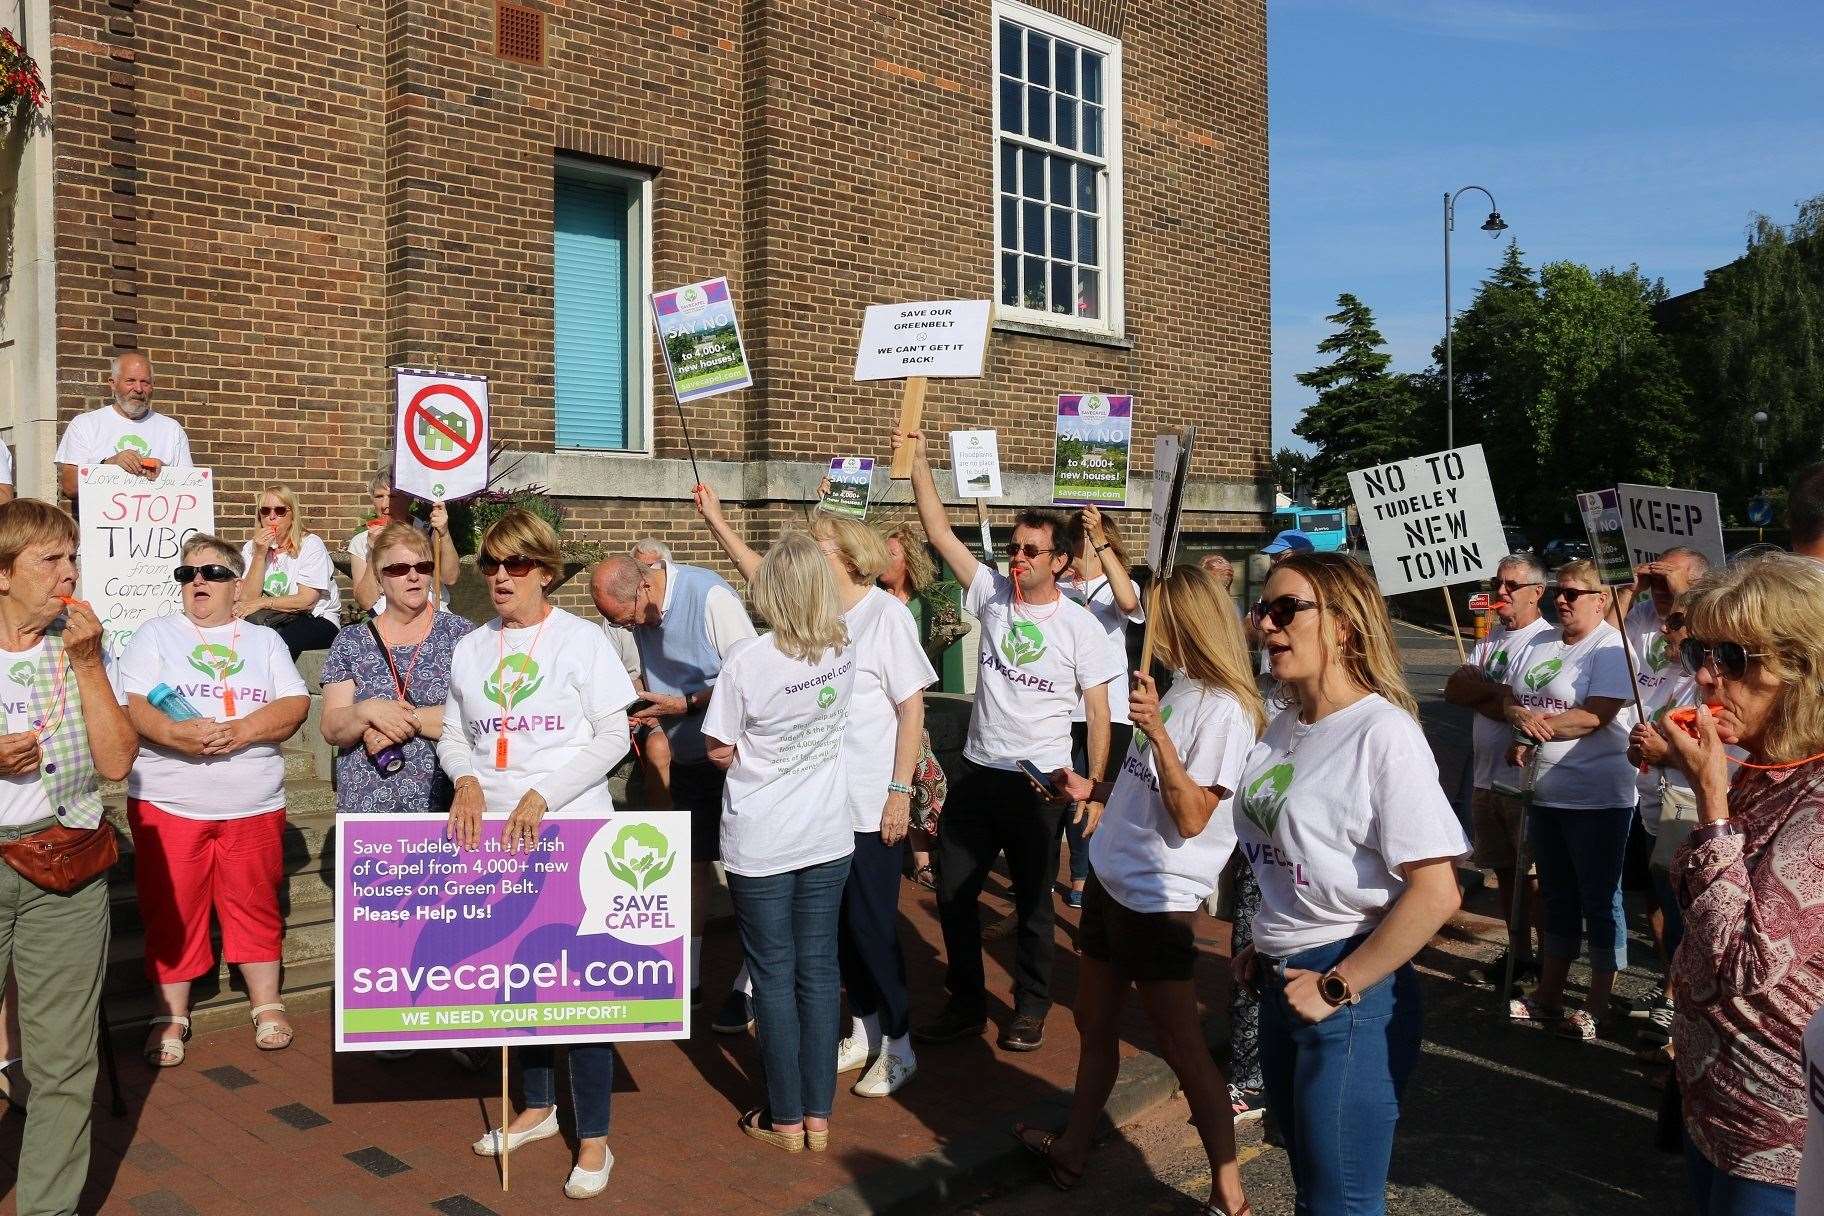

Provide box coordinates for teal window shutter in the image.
[554,175,630,449]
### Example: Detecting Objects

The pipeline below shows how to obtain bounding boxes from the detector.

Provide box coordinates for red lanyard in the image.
[190,618,240,717]
[371,618,431,702]
[494,610,550,770]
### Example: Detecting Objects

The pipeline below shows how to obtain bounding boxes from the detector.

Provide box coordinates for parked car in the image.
[1503,526,1533,554]
[1540,538,1591,569]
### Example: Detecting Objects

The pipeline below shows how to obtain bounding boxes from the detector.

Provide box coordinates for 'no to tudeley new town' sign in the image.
[1347,445,1509,596]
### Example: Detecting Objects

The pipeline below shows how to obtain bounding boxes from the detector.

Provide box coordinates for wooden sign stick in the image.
[974,498,993,562]
[889,376,929,479]
[501,1048,512,1190]
[1440,587,1468,665]
[1137,579,1164,674]
[1608,598,1649,720]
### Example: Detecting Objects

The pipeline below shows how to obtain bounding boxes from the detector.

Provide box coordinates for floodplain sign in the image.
[1346,445,1508,595]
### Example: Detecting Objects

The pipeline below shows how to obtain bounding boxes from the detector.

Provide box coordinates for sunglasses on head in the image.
[1249,595,1319,628]
[380,560,436,578]
[1552,586,1604,603]
[173,564,236,584]
[1680,638,1772,681]
[1005,542,1055,560]
[257,505,290,517]
[1493,578,1541,594]
[478,555,538,578]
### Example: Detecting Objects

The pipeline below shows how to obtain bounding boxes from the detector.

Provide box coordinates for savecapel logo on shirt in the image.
[1486,648,1511,681]
[1522,658,1562,692]
[1242,763,1294,836]
[605,823,676,892]
[1133,704,1174,753]
[188,643,244,679]
[483,654,544,710]
[115,434,151,457]
[1000,620,1047,667]
[262,570,289,596]
[6,661,33,689]
[1646,634,1670,672]
[817,685,837,710]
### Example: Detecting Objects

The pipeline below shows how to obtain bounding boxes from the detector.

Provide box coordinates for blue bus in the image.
[1270,505,1350,553]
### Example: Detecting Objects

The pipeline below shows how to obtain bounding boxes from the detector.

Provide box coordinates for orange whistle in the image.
[1667,703,1725,738]
[495,735,509,770]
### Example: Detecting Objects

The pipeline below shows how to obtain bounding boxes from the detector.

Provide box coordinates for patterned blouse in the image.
[1673,759,1824,1187]
[320,612,474,814]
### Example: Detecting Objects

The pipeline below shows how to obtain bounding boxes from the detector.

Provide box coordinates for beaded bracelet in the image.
[887,781,914,796]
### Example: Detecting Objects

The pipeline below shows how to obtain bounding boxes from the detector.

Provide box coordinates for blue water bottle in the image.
[148,683,203,721]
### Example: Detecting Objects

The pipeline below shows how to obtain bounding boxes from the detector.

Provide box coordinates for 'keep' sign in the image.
[1347,445,1510,596]
[1614,483,1725,569]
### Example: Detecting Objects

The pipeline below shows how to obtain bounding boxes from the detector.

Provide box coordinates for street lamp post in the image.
[1444,187,1508,450]
[1753,410,1769,484]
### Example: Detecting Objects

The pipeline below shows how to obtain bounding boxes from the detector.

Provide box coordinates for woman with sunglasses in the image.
[238,484,340,658]
[1232,553,1466,1216]
[438,508,637,1199]
[119,534,311,1067]
[1655,553,1824,1216]
[1499,559,1636,1041]
[320,523,473,815]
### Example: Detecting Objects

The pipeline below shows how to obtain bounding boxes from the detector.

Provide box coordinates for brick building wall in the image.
[45,0,1269,598]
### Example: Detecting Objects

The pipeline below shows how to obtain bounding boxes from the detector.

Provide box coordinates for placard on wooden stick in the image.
[1138,427,1196,672]
[854,300,993,477]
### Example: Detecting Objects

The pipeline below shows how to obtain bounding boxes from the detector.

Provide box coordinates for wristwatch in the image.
[1318,968,1361,1008]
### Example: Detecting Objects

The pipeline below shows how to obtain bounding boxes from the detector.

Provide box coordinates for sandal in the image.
[912,864,936,890]
[1508,995,1562,1023]
[739,1108,805,1153]
[144,1015,191,1068]
[250,1003,293,1051]
[1011,1123,1083,1192]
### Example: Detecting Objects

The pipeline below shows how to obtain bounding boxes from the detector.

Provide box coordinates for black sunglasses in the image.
[1552,586,1605,603]
[1004,542,1055,560]
[380,560,436,578]
[1493,579,1541,594]
[1250,595,1320,628]
[173,564,236,584]
[257,505,291,517]
[478,555,538,577]
[1680,638,1772,681]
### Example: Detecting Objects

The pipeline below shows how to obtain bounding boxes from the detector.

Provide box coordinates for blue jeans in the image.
[1258,935,1423,1216]
[729,855,851,1123]
[521,1043,615,1139]
[1528,803,1633,971]
[1684,1136,1796,1216]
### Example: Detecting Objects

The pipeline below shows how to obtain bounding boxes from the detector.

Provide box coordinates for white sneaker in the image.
[835,1035,874,1074]
[852,1051,916,1097]
[564,1147,614,1199]
[471,1107,559,1156]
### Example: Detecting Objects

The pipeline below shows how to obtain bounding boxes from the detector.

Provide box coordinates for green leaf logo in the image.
[1646,635,1669,672]
[1000,620,1048,667]
[116,434,151,457]
[483,654,544,709]
[817,685,837,710]
[605,823,677,892]
[262,570,289,596]
[188,643,244,679]
[6,661,34,689]
[1522,658,1562,692]
[1134,704,1174,752]
[1486,647,1511,680]
[1242,763,1294,836]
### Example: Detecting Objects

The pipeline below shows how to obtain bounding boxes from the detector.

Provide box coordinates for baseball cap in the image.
[1260,529,1315,556]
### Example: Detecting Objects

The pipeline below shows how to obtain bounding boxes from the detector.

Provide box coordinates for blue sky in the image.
[1269,1,1824,452]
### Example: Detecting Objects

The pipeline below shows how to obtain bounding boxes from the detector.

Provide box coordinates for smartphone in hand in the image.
[1016,760,1056,791]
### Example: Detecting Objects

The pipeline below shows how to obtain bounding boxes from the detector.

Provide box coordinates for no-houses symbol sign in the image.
[393,369,490,502]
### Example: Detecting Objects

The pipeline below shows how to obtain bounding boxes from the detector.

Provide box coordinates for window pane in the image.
[1026,31,1050,86]
[999,78,1021,133]
[1076,163,1097,211]
[1077,268,1101,319]
[1000,142,1016,192]
[1050,207,1072,261]
[1000,195,1017,249]
[555,175,633,450]
[1083,104,1103,156]
[1082,52,1103,103]
[1077,214,1098,265]
[1026,84,1051,141]
[1021,149,1045,198]
[1022,199,1045,255]
[1055,43,1077,95]
[1022,256,1046,310]
[1051,264,1072,314]
[999,20,1021,78]
[1001,253,1019,306]
[1049,157,1070,204]
[1055,97,1077,150]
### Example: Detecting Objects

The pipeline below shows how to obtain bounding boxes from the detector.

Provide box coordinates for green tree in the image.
[1292,294,1420,504]
[1269,447,1312,502]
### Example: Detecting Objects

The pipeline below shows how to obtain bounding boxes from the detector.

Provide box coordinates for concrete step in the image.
[105,892,334,995]
[105,800,338,885]
[105,957,336,1040]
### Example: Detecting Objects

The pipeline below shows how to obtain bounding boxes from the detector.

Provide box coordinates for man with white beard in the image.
[55,351,194,502]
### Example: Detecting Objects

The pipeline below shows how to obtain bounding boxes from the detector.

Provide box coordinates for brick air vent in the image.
[495,2,545,66]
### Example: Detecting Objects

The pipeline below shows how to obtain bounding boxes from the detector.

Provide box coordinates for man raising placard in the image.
[895,431,1121,1054]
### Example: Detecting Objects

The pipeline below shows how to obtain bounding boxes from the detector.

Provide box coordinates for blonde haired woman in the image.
[1017,565,1259,1213]
[239,484,340,657]
[1233,552,1466,1215]
[702,531,858,1153]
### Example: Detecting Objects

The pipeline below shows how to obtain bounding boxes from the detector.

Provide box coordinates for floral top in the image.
[1673,759,1824,1187]
[320,612,474,814]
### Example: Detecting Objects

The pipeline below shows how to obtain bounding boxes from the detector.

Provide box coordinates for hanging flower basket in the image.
[0,29,47,129]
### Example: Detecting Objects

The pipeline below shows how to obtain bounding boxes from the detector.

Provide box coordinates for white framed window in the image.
[991,1,1123,337]
[553,155,654,453]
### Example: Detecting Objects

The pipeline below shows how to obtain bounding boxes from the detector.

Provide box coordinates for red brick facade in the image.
[45,0,1269,582]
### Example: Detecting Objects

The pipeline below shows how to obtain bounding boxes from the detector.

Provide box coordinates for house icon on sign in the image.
[418,407,468,452]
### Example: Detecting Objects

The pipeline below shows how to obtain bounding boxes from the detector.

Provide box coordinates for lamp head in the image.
[1753,411,1769,425]
[1481,210,1508,235]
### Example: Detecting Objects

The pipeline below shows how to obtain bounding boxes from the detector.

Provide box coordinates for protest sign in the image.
[1139,428,1196,671]
[651,277,754,405]
[78,464,214,663]
[1614,482,1725,568]
[949,430,1003,560]
[1576,489,1635,586]
[1347,445,1508,596]
[1052,394,1132,507]
[394,369,490,503]
[821,457,874,519]
[336,811,690,1052]
[853,300,993,381]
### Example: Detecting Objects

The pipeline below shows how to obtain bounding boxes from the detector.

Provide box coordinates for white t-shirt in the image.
[1236,694,1469,956]
[0,640,59,827]
[119,615,307,820]
[1799,1008,1824,1212]
[1089,679,1257,913]
[1468,616,1552,791]
[840,589,937,833]
[1064,576,1143,725]
[701,635,857,878]
[1507,623,1637,809]
[55,406,193,469]
[602,620,642,685]
[0,442,12,489]
[349,523,450,613]
[241,535,340,621]
[962,567,1124,772]
[440,607,637,818]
